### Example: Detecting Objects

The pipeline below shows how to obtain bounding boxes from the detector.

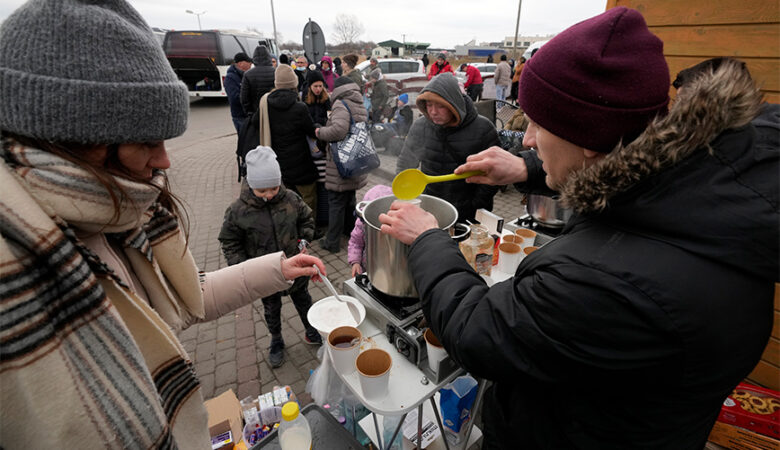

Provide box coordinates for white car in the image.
[455,62,497,84]
[523,40,549,60]
[356,58,427,104]
[356,58,426,81]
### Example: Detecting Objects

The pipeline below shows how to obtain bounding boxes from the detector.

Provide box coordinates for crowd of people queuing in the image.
[0,1,777,449]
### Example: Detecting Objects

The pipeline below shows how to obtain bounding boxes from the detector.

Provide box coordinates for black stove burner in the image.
[516,215,564,237]
[355,274,423,321]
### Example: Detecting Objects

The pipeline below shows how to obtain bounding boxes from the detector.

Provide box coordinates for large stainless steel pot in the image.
[356,195,461,298]
[526,194,573,228]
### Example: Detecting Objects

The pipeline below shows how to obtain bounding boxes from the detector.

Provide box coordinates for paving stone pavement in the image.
[168,106,525,409]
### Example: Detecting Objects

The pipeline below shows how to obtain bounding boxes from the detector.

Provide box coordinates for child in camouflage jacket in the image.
[219,146,321,368]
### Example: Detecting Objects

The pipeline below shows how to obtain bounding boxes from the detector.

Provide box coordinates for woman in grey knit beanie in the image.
[0,1,327,448]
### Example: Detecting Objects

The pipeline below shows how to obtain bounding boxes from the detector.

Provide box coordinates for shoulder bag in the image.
[330,100,380,178]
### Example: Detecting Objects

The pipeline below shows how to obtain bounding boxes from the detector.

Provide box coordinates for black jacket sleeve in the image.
[407,230,680,385]
[396,119,424,173]
[514,149,558,196]
[240,76,253,115]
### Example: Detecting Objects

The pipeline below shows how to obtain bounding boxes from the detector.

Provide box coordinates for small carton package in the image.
[718,382,779,439]
[439,375,478,444]
[205,389,243,449]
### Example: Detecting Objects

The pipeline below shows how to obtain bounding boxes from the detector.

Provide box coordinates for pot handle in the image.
[355,200,369,220]
[450,223,471,241]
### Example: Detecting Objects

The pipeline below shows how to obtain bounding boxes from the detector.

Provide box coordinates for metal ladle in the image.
[313,265,361,325]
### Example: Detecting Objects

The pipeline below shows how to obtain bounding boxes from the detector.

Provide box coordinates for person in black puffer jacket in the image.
[396,72,499,222]
[380,8,779,449]
[267,64,319,216]
[240,45,276,114]
[303,70,330,127]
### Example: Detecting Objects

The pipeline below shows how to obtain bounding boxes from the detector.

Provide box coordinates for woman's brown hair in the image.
[305,82,329,105]
[2,132,189,241]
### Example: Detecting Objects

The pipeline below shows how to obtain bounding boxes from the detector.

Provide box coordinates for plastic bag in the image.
[305,346,346,407]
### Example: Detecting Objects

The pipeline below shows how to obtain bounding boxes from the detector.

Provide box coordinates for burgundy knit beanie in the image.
[519,7,670,153]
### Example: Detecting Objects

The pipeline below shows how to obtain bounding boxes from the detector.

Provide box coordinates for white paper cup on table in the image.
[515,228,537,248]
[523,246,539,257]
[496,242,523,274]
[501,234,523,246]
[424,328,448,375]
[328,326,362,375]
[356,348,392,400]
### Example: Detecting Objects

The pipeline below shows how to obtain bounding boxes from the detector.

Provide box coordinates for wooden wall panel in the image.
[650,24,779,59]
[665,56,779,92]
[746,360,780,392]
[613,0,779,26]
[762,338,780,367]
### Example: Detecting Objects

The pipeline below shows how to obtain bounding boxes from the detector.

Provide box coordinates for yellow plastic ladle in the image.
[392,168,483,200]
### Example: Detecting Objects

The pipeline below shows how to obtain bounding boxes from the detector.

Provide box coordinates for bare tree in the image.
[332,14,364,44]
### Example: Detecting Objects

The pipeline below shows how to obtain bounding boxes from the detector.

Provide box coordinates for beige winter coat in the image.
[317,82,369,192]
[494,61,512,87]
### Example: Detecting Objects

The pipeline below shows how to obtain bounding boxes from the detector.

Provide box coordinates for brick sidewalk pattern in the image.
[168,127,524,405]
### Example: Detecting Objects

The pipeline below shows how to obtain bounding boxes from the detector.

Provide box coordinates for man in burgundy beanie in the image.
[379,5,778,449]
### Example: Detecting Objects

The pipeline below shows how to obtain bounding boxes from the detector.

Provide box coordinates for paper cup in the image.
[501,234,522,245]
[496,242,522,274]
[515,228,537,248]
[328,326,362,375]
[424,328,447,375]
[356,348,392,400]
[523,246,539,256]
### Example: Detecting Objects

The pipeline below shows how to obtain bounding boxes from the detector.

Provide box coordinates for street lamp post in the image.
[185,9,206,30]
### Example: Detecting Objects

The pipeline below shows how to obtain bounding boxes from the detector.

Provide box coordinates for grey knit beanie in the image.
[246,146,281,189]
[0,0,189,144]
[274,64,298,90]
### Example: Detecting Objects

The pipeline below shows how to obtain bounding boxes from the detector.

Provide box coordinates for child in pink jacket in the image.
[349,184,393,277]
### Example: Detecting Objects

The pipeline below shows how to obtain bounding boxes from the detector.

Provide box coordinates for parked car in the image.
[356,58,427,105]
[455,62,497,84]
[522,40,549,60]
[356,58,426,81]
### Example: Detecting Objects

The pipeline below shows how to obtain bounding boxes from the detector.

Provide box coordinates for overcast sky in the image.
[0,0,607,49]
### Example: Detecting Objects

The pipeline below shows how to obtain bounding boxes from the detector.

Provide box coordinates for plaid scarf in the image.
[0,140,209,449]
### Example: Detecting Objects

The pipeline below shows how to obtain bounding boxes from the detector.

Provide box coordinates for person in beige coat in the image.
[314,77,369,252]
[0,1,327,448]
[494,54,513,101]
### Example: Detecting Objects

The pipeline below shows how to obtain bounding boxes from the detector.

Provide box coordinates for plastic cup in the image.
[328,326,362,375]
[496,242,522,274]
[356,348,392,400]
[424,328,448,375]
[515,228,537,248]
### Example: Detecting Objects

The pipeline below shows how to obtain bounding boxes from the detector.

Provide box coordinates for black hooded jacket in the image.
[240,46,276,114]
[406,61,779,449]
[397,73,499,222]
[267,89,318,186]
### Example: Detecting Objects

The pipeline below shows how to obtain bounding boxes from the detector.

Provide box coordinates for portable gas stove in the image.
[504,214,563,245]
[343,274,427,365]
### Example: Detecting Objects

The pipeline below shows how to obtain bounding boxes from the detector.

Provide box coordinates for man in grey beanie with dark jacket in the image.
[240,45,275,114]
[396,72,499,222]
[380,7,778,449]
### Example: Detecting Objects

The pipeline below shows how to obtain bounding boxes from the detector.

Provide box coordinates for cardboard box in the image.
[718,382,779,439]
[205,389,243,448]
[708,422,780,450]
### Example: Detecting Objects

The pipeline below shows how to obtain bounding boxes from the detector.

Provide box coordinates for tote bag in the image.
[330,100,380,178]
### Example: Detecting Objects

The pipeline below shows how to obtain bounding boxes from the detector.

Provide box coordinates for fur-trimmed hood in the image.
[561,59,763,212]
[558,58,778,281]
